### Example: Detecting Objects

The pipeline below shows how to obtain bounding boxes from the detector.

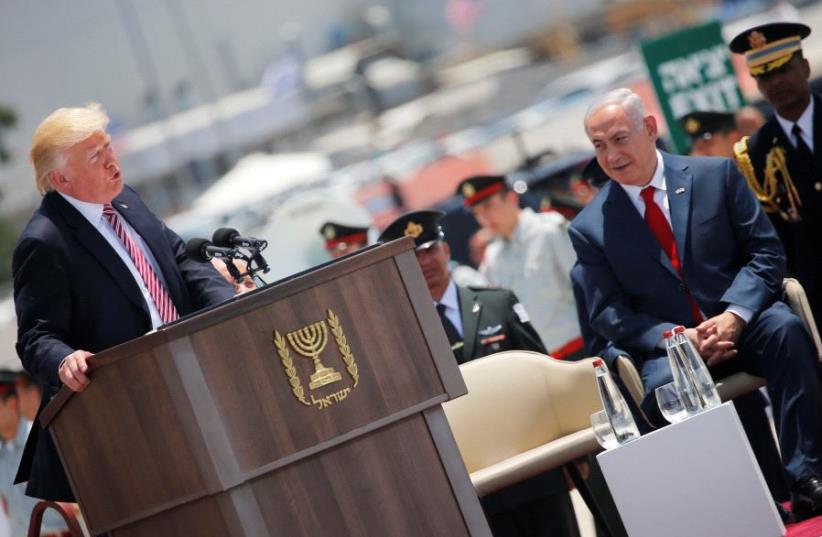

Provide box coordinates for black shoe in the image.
[791,476,822,521]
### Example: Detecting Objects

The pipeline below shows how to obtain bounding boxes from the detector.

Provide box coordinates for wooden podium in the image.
[40,238,490,536]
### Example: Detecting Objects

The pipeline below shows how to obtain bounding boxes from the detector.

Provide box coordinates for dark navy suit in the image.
[12,186,235,501]
[569,152,822,484]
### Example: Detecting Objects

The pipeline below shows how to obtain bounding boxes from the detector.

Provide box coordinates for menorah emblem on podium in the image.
[274,309,360,408]
[287,321,342,390]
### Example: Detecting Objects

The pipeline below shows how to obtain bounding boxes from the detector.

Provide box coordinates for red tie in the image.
[103,204,179,325]
[640,187,703,324]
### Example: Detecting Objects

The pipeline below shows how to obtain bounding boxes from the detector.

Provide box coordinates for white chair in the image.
[442,351,620,536]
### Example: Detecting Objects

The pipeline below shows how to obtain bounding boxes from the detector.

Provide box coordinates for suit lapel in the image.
[458,286,481,360]
[664,156,693,272]
[112,192,173,279]
[603,181,679,280]
[46,193,148,315]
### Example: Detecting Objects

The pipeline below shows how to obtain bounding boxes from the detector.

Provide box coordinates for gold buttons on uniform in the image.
[815,182,822,191]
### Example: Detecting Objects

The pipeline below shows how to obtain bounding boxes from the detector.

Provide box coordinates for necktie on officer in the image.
[103,204,179,324]
[792,123,813,160]
[640,186,703,324]
[436,303,464,363]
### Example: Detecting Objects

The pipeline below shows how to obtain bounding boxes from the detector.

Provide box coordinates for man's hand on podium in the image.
[58,350,93,392]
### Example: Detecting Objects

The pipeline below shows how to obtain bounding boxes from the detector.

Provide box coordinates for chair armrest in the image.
[715,372,766,402]
[615,355,644,407]
[470,429,599,497]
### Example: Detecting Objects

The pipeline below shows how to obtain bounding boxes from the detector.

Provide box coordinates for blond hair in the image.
[30,103,110,195]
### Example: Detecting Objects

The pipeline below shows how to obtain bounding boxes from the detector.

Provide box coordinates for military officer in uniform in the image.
[319,221,369,259]
[730,22,822,331]
[678,110,740,158]
[378,210,579,537]
[456,176,583,360]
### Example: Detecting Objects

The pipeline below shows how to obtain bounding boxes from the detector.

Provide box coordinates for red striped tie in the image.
[103,204,179,324]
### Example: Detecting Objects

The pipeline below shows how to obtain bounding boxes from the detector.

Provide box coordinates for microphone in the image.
[212,228,268,249]
[185,238,243,262]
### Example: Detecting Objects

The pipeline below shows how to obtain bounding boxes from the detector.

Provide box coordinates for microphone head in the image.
[212,227,239,247]
[185,238,213,262]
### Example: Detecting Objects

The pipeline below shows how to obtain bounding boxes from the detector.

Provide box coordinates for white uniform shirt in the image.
[480,208,580,350]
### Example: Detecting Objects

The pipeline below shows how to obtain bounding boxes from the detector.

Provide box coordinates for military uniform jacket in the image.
[455,285,547,362]
[743,94,822,326]
[453,285,571,514]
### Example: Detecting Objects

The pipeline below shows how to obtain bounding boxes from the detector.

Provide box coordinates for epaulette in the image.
[466,285,504,293]
[733,135,802,222]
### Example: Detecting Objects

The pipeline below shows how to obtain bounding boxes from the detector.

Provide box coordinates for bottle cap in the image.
[592,358,604,367]
[673,325,685,333]
[663,330,673,338]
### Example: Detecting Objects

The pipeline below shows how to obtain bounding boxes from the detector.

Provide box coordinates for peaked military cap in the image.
[319,221,369,250]
[378,210,445,250]
[456,175,509,207]
[678,111,737,141]
[729,22,811,76]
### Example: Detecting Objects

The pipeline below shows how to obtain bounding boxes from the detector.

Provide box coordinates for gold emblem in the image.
[323,226,336,240]
[404,221,423,238]
[274,309,360,409]
[685,118,700,135]
[462,183,476,197]
[748,31,767,50]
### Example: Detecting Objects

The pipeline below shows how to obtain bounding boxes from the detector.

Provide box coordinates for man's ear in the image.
[645,115,658,139]
[47,170,68,191]
[441,240,452,261]
[505,189,519,207]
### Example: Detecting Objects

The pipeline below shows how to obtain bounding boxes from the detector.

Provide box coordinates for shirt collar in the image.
[776,98,814,141]
[618,150,666,206]
[437,279,460,313]
[510,207,536,244]
[58,192,104,226]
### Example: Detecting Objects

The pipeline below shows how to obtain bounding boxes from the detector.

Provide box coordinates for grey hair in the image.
[584,88,647,133]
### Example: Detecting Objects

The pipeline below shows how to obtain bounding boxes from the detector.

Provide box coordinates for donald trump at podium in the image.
[12,104,233,502]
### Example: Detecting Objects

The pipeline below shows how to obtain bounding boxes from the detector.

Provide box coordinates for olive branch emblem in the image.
[274,330,310,406]
[327,309,359,387]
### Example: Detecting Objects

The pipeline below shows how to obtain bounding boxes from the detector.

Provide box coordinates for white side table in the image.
[596,402,784,537]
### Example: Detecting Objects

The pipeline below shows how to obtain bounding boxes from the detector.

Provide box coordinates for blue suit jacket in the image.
[568,152,785,359]
[12,186,235,500]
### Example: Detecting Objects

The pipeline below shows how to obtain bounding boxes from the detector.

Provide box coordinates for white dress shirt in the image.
[776,97,814,151]
[617,151,752,324]
[59,192,168,329]
[436,279,464,337]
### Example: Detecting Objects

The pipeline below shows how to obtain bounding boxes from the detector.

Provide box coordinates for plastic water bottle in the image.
[673,326,721,409]
[593,359,640,444]
[664,329,702,414]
